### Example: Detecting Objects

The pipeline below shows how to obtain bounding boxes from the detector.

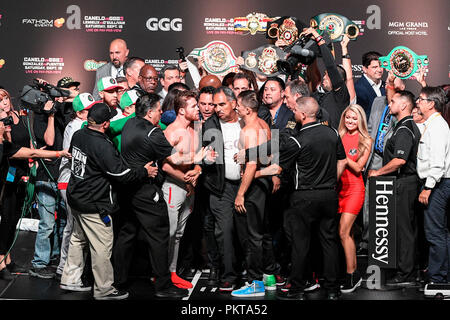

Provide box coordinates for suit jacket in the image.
[355,75,385,120]
[258,104,296,130]
[92,62,113,100]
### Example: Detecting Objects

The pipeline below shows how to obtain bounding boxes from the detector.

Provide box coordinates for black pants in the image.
[209,181,239,283]
[395,175,420,276]
[0,182,26,255]
[198,183,219,269]
[234,180,269,282]
[285,189,340,292]
[113,183,171,291]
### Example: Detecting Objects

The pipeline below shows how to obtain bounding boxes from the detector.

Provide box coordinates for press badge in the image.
[6,166,16,182]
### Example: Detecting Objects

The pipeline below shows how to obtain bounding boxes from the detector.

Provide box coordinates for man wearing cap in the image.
[29,78,72,279]
[55,93,96,279]
[108,90,140,152]
[97,76,124,121]
[93,39,129,100]
[62,102,156,300]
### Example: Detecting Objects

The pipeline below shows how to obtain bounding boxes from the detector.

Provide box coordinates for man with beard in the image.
[97,76,124,121]
[93,39,129,100]
[301,27,350,129]
[161,91,200,289]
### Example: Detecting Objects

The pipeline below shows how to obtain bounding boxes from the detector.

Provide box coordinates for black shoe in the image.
[155,285,189,298]
[29,267,55,279]
[219,281,235,292]
[95,290,129,300]
[356,247,368,257]
[341,271,362,293]
[304,279,321,292]
[0,268,14,281]
[386,273,416,287]
[327,291,340,300]
[54,272,62,281]
[6,262,27,274]
[277,288,305,300]
[208,268,219,285]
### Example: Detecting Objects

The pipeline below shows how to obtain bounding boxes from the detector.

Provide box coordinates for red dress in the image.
[338,132,365,215]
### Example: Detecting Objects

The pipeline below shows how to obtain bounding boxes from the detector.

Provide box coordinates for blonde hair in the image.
[338,104,372,159]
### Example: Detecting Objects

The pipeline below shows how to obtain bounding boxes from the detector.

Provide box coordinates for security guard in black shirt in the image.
[368,90,421,286]
[265,97,347,300]
[113,93,200,299]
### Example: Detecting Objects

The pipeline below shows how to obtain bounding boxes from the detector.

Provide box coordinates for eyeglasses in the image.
[141,76,158,82]
[416,97,432,102]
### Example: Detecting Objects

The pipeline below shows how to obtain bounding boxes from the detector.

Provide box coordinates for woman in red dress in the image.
[337,104,372,293]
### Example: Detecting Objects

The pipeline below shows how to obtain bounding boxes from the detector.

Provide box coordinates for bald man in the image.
[137,64,159,94]
[93,39,130,100]
[199,75,222,90]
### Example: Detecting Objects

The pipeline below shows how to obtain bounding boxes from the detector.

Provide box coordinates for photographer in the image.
[28,78,70,279]
[302,27,350,129]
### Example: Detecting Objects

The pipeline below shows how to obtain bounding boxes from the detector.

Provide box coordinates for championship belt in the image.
[267,17,300,46]
[188,41,239,76]
[234,12,276,35]
[240,45,286,77]
[310,13,359,42]
[379,46,429,79]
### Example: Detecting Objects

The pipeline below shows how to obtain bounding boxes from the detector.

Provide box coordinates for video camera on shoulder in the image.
[20,79,71,113]
[276,34,318,77]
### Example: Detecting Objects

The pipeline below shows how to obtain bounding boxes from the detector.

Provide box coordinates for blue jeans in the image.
[31,181,66,268]
[424,178,450,283]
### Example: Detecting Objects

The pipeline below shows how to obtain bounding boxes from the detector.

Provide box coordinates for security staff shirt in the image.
[279,121,346,190]
[382,116,420,177]
[121,117,173,172]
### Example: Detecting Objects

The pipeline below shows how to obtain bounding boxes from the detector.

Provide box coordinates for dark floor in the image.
[0,230,437,302]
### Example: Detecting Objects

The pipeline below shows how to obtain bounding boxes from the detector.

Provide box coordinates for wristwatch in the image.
[423,186,433,191]
[342,53,351,59]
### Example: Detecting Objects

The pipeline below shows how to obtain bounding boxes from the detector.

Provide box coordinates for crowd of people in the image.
[0,26,449,301]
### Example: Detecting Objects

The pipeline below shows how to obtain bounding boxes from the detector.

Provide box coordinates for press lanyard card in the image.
[6,166,16,182]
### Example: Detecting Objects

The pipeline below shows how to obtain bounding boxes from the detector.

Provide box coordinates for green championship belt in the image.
[188,40,239,76]
[240,44,287,77]
[310,13,359,42]
[379,46,429,79]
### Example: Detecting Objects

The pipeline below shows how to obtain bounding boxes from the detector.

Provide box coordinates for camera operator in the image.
[28,79,69,279]
[301,27,350,129]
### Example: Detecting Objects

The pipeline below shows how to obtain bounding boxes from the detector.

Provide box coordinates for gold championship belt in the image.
[310,13,359,42]
[233,12,277,35]
[188,41,239,76]
[379,46,429,79]
[267,17,305,46]
[240,44,287,77]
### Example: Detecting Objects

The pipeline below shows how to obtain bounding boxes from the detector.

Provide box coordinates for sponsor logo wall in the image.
[0,0,448,103]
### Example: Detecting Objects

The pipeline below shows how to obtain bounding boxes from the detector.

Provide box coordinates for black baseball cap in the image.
[87,102,118,124]
[57,76,80,88]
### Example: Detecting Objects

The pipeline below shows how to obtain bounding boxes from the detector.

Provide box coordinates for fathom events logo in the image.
[146,18,182,31]
[22,17,65,28]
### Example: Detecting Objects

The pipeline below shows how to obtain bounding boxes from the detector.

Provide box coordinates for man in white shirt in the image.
[158,65,182,104]
[416,86,450,285]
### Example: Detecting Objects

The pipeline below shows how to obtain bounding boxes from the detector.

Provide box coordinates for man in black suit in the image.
[93,39,129,100]
[355,51,385,120]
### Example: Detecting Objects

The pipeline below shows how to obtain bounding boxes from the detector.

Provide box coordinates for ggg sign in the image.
[146,18,182,31]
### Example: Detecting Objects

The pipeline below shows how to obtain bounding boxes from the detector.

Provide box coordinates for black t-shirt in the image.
[2,115,31,183]
[279,121,346,190]
[33,111,64,182]
[121,117,173,170]
[383,116,420,176]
